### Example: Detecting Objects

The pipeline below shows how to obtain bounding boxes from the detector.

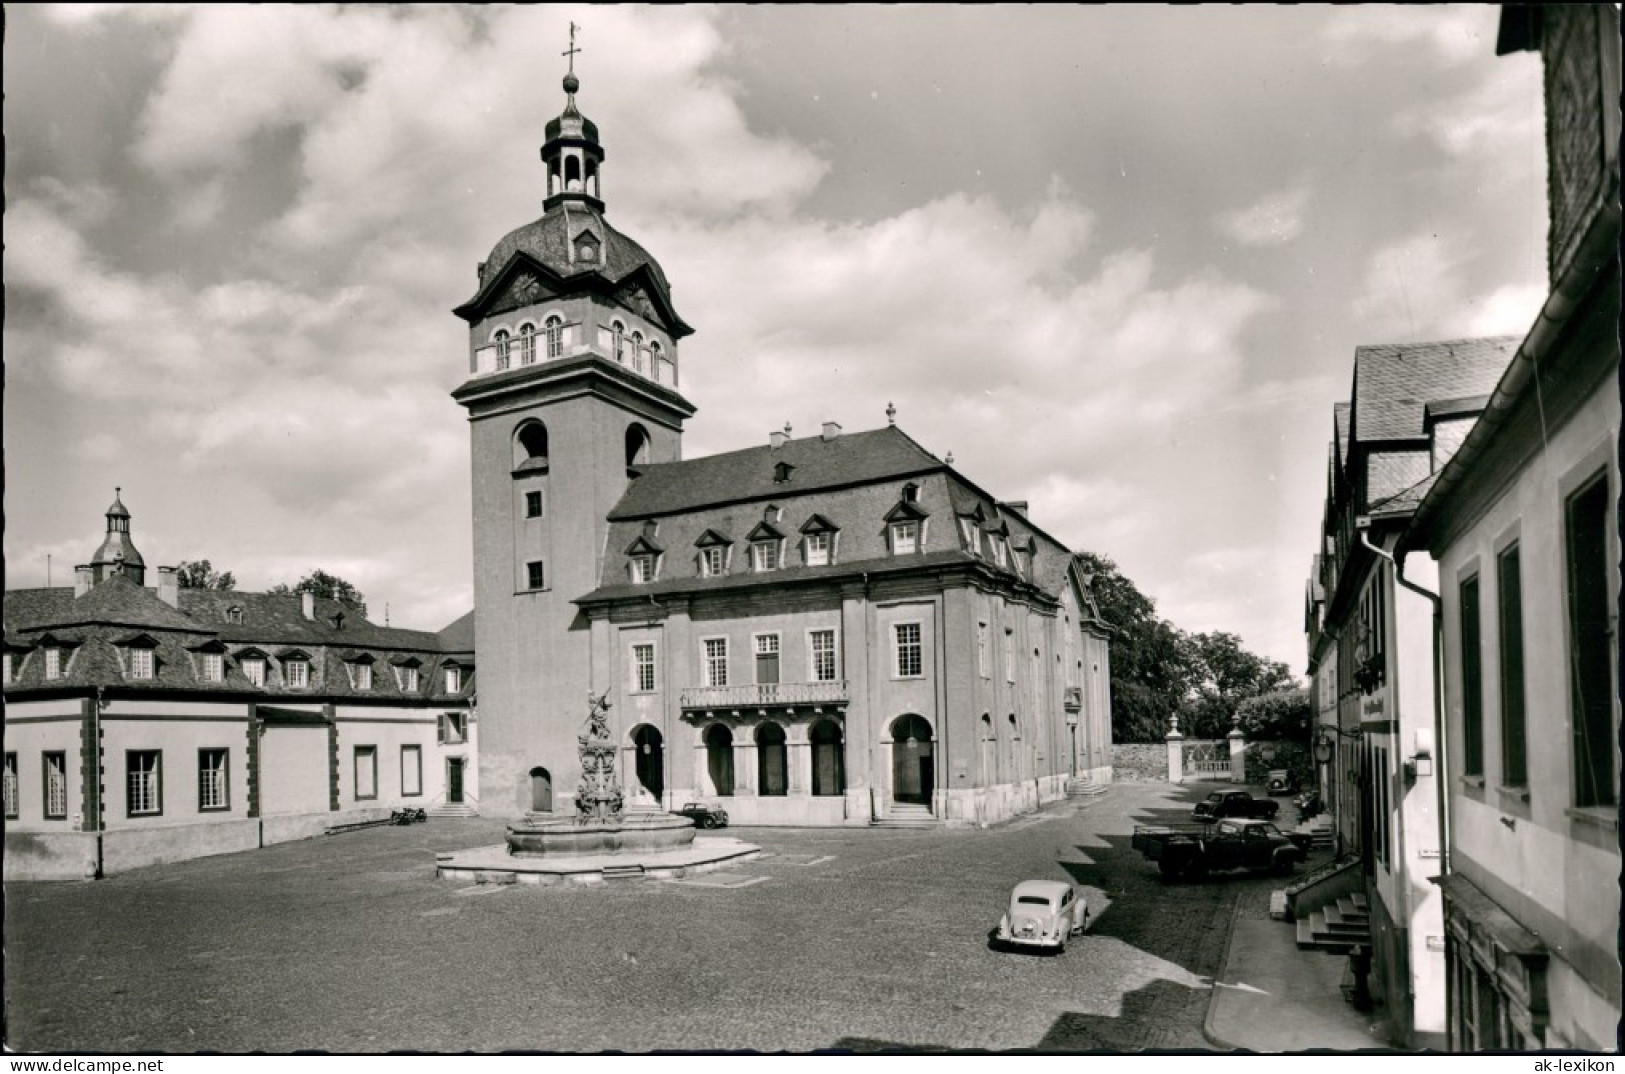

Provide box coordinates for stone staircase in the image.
[1065,777,1108,798]
[428,801,479,819]
[1296,892,1371,953]
[870,802,938,828]
[1291,813,1336,850]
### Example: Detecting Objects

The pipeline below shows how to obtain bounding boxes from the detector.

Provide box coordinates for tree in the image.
[175,560,237,590]
[1075,551,1193,743]
[1179,631,1296,739]
[269,569,367,617]
[1236,686,1312,742]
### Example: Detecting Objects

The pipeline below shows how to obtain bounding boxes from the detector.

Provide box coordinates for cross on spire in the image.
[563,21,581,75]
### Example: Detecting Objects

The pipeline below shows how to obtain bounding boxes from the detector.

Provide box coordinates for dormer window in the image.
[992,539,1008,568]
[804,532,831,567]
[544,315,564,359]
[2,651,13,684]
[773,461,795,484]
[519,322,538,365]
[631,554,656,584]
[129,646,155,680]
[902,483,920,504]
[891,521,919,555]
[202,652,223,683]
[395,664,421,692]
[355,662,373,690]
[752,540,780,572]
[960,518,981,557]
[493,328,512,371]
[44,648,62,681]
[702,546,726,577]
[445,666,462,694]
[285,658,309,689]
[242,656,266,687]
[225,605,244,625]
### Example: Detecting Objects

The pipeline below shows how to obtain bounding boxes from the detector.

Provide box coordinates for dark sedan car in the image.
[677,802,729,829]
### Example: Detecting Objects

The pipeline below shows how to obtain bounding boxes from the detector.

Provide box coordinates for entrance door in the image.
[447,758,465,804]
[529,767,552,812]
[891,714,934,805]
[633,725,665,800]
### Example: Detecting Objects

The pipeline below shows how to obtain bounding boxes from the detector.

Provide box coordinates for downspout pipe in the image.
[1359,524,1450,878]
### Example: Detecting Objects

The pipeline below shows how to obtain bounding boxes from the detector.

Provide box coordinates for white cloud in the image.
[1321,6,1494,67]
[1463,282,1543,339]
[1215,183,1310,247]
[1394,58,1543,159]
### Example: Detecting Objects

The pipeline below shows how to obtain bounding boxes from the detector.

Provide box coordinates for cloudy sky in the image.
[4,5,1548,668]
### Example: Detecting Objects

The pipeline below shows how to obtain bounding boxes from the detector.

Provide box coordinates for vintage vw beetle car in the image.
[677,802,729,829]
[994,880,1088,953]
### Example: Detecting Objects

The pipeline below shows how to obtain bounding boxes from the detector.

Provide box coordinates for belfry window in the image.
[493,328,512,371]
[612,321,627,364]
[631,332,645,374]
[544,315,564,359]
[519,323,537,365]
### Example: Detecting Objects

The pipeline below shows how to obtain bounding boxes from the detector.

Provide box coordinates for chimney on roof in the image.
[74,565,94,598]
[157,566,179,607]
[1000,501,1029,517]
[301,592,315,620]
[822,422,841,442]
[769,429,788,449]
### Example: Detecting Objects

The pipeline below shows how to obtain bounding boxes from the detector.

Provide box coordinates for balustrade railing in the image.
[680,680,849,710]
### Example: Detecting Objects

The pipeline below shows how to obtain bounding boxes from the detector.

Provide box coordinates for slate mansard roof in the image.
[1350,337,1519,444]
[581,424,1107,626]
[4,576,474,702]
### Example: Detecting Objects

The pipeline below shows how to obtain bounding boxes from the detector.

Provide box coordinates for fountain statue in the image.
[505,693,696,858]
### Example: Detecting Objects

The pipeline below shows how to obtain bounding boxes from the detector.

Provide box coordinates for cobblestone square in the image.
[5,781,1287,1053]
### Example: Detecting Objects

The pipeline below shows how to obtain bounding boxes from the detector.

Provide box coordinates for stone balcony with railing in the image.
[680,680,849,715]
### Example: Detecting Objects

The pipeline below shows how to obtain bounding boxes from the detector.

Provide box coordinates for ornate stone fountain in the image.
[504,693,696,857]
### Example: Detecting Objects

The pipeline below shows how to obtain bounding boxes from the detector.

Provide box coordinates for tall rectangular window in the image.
[977,622,989,678]
[630,555,654,584]
[129,647,154,680]
[445,667,462,694]
[754,634,780,685]
[44,751,68,819]
[527,561,547,590]
[891,522,919,555]
[1567,474,1616,808]
[960,519,981,557]
[2,651,12,684]
[702,546,726,577]
[810,630,837,682]
[285,659,309,689]
[631,643,657,693]
[243,658,266,687]
[3,752,17,819]
[1497,545,1527,787]
[198,748,229,812]
[804,532,830,566]
[439,712,467,745]
[44,648,61,680]
[353,662,373,691]
[127,750,161,817]
[354,746,378,801]
[1459,576,1484,777]
[894,623,922,678]
[1004,630,1016,683]
[752,541,779,571]
[399,666,419,693]
[704,638,729,688]
[202,651,223,683]
[525,490,543,518]
[401,745,422,798]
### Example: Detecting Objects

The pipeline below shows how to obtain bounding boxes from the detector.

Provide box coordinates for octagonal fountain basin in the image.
[506,812,697,858]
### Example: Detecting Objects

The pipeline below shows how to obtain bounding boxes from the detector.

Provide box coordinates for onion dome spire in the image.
[542,22,605,212]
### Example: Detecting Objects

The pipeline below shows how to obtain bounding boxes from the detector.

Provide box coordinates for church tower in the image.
[452,53,696,818]
[87,488,146,585]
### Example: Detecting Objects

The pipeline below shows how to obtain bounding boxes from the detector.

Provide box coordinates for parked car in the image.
[1191,789,1280,822]
[1265,769,1301,796]
[677,802,729,829]
[1132,819,1311,880]
[994,880,1089,953]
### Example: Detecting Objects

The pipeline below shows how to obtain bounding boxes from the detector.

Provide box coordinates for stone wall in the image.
[1111,743,1169,782]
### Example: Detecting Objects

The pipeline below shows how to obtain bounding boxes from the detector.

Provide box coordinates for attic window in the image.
[242,656,267,687]
[960,518,981,557]
[902,483,920,504]
[397,665,420,693]
[773,461,795,483]
[445,666,462,694]
[225,606,244,624]
[44,648,62,681]
[891,521,920,556]
[751,539,781,572]
[579,243,596,261]
[631,554,657,584]
[127,645,155,680]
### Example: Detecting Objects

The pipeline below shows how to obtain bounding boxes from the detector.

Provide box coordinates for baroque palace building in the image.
[453,67,1113,826]
[2,493,477,880]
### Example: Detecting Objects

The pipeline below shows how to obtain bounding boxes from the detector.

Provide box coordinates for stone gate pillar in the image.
[1165,715,1184,784]
[1228,721,1246,783]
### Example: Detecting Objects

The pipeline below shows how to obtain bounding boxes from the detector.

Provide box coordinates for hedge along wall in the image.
[1111,743,1169,782]
[1242,740,1314,787]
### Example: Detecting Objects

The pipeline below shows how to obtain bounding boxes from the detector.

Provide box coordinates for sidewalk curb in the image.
[1201,890,1248,1052]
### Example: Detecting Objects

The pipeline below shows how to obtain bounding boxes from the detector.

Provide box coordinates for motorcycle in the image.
[1294,790,1322,822]
[390,807,427,825]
